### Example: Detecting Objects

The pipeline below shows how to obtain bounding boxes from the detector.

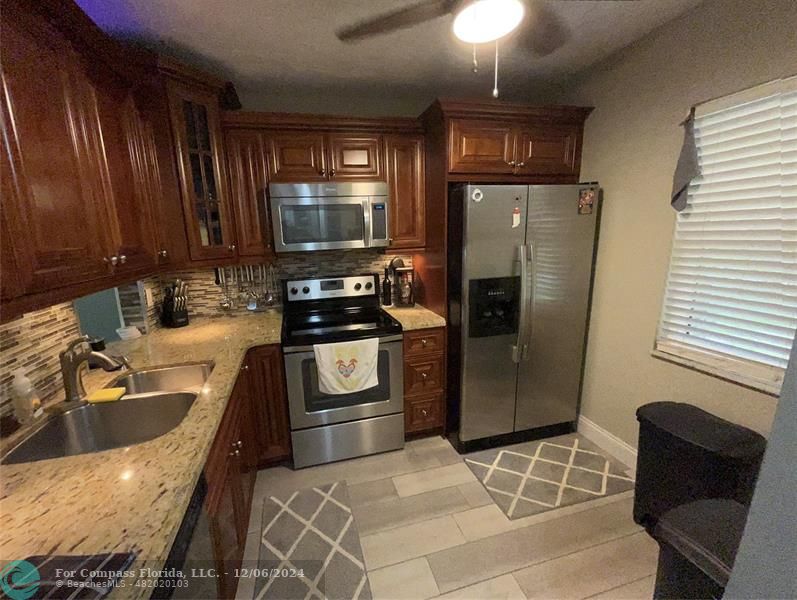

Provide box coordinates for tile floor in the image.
[237,436,658,600]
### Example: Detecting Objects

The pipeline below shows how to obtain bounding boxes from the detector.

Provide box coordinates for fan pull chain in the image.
[472,45,478,73]
[492,40,499,98]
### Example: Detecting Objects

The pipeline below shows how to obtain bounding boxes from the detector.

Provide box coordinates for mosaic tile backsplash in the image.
[0,250,410,417]
[162,250,412,318]
[0,303,80,417]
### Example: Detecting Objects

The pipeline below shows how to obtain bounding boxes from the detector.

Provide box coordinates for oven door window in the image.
[281,203,364,244]
[300,349,390,412]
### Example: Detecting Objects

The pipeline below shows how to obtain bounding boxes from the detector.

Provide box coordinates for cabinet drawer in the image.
[404,328,445,356]
[405,391,444,433]
[405,354,444,395]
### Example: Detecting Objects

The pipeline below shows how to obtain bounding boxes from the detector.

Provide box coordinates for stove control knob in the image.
[302,286,310,294]
[290,287,298,295]
[354,283,362,291]
[365,282,373,290]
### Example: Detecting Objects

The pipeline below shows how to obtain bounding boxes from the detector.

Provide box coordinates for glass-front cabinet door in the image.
[166,80,236,260]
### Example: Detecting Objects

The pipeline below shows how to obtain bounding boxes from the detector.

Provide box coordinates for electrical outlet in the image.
[145,288,154,307]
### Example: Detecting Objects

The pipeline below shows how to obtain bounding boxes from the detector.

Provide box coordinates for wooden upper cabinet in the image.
[449,119,515,174]
[167,81,236,261]
[385,134,425,249]
[515,125,580,176]
[0,171,23,302]
[225,130,273,257]
[430,101,591,181]
[91,84,159,275]
[0,12,115,295]
[133,82,190,268]
[327,134,383,180]
[269,132,327,182]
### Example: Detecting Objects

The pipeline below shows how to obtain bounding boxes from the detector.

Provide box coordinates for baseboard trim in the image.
[577,415,638,473]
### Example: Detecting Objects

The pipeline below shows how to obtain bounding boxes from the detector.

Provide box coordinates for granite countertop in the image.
[0,312,281,598]
[0,303,444,596]
[384,304,447,330]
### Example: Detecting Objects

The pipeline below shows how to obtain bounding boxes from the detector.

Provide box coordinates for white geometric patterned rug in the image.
[464,433,635,520]
[256,481,372,600]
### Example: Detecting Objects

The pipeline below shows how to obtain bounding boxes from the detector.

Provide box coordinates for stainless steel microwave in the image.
[268,182,389,253]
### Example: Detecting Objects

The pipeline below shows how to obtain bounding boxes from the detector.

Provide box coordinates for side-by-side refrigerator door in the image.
[515,184,599,431]
[460,185,528,442]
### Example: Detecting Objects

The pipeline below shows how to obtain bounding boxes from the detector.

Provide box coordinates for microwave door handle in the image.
[363,198,372,247]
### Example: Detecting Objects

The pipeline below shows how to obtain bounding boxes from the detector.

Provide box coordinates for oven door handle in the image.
[282,334,404,354]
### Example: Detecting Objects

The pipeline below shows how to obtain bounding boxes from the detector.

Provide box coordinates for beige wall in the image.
[563,0,797,445]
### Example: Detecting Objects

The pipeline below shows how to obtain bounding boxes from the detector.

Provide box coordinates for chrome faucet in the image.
[59,336,131,403]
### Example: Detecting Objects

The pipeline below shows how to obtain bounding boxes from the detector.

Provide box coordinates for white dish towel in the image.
[313,338,379,395]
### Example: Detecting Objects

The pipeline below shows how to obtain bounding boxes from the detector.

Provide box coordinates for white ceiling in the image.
[79,0,704,115]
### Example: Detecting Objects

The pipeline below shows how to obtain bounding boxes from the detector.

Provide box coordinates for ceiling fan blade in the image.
[336,0,460,42]
[517,0,570,56]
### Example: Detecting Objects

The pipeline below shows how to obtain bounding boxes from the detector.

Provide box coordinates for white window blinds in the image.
[655,77,797,394]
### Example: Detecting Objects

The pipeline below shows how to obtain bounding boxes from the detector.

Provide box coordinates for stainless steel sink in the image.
[1,392,197,465]
[1,362,214,465]
[108,362,214,395]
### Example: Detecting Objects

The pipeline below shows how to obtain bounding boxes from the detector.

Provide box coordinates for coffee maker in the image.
[389,257,415,307]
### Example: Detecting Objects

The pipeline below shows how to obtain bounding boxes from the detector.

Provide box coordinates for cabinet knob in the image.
[329,168,336,177]
[421,339,427,347]
[241,364,249,372]
[508,160,516,167]
[228,244,236,252]
[158,249,168,258]
[421,409,428,416]
[237,440,243,449]
[319,168,326,176]
[422,372,428,379]
[229,449,240,457]
[105,256,119,266]
[518,162,525,168]
[119,254,127,264]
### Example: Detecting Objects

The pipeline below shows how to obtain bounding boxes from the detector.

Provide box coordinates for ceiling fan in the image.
[335,0,571,58]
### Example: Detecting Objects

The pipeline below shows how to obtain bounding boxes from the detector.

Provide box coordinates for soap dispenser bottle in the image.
[11,369,42,424]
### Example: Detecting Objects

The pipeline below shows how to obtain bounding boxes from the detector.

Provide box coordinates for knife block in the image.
[160,296,189,328]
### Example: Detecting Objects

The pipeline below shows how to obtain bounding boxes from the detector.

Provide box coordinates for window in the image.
[655,77,797,394]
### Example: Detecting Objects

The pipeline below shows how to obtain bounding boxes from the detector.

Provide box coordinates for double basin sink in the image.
[1,362,214,465]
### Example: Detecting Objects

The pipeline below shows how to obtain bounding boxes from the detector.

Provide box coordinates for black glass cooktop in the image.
[282,307,402,347]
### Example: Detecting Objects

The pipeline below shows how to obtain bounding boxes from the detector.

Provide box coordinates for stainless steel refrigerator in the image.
[448,184,600,446]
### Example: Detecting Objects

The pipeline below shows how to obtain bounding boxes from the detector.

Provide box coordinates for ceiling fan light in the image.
[452,0,525,44]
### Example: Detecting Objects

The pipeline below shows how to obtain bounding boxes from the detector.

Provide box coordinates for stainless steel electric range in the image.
[281,274,404,468]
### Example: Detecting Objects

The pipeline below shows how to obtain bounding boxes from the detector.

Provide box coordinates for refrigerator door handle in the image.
[524,241,536,361]
[513,243,531,364]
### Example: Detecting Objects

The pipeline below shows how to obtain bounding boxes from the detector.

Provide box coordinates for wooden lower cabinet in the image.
[247,345,292,465]
[202,344,290,598]
[207,457,245,600]
[403,327,446,435]
[406,391,444,432]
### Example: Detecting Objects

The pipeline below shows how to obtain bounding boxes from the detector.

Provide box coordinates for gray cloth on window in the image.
[671,108,699,212]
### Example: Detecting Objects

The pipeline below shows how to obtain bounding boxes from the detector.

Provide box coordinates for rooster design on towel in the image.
[336,358,357,378]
